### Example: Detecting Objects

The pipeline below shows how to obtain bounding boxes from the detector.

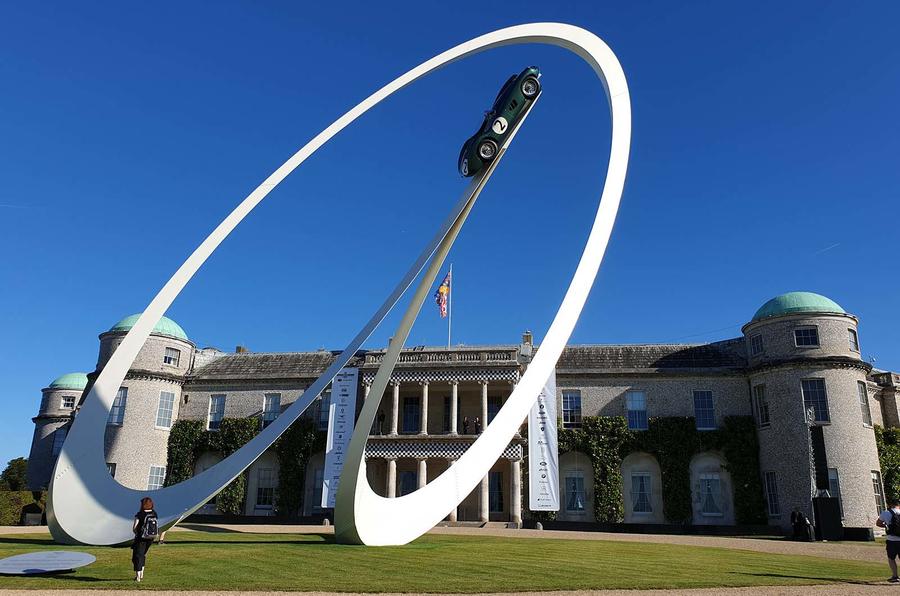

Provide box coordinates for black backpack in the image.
[140,512,159,540]
[888,511,900,537]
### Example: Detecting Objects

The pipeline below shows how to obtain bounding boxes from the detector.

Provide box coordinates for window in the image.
[626,390,648,430]
[208,394,225,430]
[256,468,276,508]
[399,471,416,496]
[631,472,652,513]
[693,390,716,430]
[402,397,420,433]
[794,327,820,347]
[873,471,886,516]
[155,391,175,429]
[148,466,166,490]
[108,387,127,426]
[750,334,764,356]
[442,396,451,433]
[487,396,502,424]
[163,347,181,366]
[753,385,770,428]
[848,328,859,352]
[489,471,504,512]
[828,468,843,518]
[565,472,586,512]
[61,396,76,410]
[51,427,67,457]
[699,473,723,516]
[562,390,582,429]
[858,381,872,426]
[316,390,331,431]
[801,379,830,423]
[312,467,324,510]
[106,463,116,478]
[262,393,281,429]
[763,471,780,516]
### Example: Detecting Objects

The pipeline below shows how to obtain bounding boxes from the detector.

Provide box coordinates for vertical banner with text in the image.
[321,367,359,508]
[528,371,560,511]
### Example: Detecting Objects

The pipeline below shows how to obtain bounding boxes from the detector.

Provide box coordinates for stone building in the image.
[26,292,898,533]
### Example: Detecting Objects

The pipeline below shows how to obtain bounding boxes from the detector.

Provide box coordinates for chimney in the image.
[235,345,249,353]
[522,330,533,346]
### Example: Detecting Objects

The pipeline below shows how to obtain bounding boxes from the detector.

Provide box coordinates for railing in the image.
[364,349,517,365]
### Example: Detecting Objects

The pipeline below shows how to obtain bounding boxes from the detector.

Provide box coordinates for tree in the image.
[0,458,28,491]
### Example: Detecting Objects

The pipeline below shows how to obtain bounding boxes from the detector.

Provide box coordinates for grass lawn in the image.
[0,530,885,592]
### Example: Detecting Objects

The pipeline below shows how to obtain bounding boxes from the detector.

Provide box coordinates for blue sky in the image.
[1,1,897,467]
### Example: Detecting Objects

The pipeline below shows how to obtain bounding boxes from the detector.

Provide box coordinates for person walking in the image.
[876,498,900,583]
[131,496,159,582]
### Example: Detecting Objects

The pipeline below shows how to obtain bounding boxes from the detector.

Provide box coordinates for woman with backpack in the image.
[131,496,158,582]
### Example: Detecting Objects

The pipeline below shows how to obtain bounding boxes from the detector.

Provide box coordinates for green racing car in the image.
[458,66,541,177]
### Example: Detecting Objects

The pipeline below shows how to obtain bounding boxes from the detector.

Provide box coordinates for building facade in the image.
[27,292,898,532]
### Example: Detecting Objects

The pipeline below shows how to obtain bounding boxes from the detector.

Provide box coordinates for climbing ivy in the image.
[876,426,900,506]
[557,415,767,525]
[166,417,325,518]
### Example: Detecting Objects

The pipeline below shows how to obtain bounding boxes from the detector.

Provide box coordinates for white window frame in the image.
[163,346,181,367]
[801,378,830,423]
[753,384,770,428]
[698,472,724,517]
[51,427,68,457]
[255,467,276,510]
[207,394,226,431]
[749,334,764,356]
[626,390,648,430]
[148,465,166,490]
[561,390,582,429]
[848,328,860,352]
[794,326,820,348]
[827,467,843,519]
[60,395,76,410]
[564,470,587,513]
[262,393,281,429]
[858,381,872,427]
[316,389,331,432]
[693,390,716,430]
[763,471,780,517]
[107,387,127,426]
[155,391,176,429]
[631,471,652,514]
[107,462,117,478]
[873,470,886,517]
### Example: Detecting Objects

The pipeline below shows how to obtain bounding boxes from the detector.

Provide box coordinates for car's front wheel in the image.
[478,139,498,161]
[521,76,540,98]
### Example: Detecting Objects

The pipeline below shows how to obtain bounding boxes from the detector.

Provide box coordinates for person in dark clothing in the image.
[474,417,482,434]
[131,497,158,582]
[462,416,470,434]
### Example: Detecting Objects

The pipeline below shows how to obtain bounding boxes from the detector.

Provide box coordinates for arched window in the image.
[621,452,663,524]
[690,452,734,525]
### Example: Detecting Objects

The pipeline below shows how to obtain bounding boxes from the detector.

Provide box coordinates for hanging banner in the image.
[321,367,359,508]
[528,370,559,511]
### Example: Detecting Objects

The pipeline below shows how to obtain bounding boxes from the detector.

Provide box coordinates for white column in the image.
[420,381,429,435]
[481,381,489,432]
[364,382,371,400]
[510,458,522,525]
[447,458,458,522]
[390,382,400,436]
[386,458,397,498]
[449,381,458,435]
[480,473,490,523]
[417,458,427,489]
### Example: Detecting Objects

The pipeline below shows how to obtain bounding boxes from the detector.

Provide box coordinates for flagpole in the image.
[447,263,452,349]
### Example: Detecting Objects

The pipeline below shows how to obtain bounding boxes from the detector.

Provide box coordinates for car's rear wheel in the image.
[478,140,498,161]
[521,76,540,98]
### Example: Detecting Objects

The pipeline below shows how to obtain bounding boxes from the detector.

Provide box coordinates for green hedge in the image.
[558,415,767,525]
[876,426,900,506]
[166,417,325,518]
[0,491,44,526]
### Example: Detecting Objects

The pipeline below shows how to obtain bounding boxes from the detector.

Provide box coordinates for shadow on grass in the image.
[177,524,242,533]
[167,533,335,546]
[734,571,876,585]
[0,537,57,546]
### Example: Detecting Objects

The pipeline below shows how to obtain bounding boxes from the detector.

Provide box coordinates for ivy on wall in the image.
[876,426,900,506]
[166,417,325,518]
[557,415,767,525]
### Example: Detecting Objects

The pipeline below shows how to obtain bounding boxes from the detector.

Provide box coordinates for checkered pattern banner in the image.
[365,440,523,461]
[361,368,519,386]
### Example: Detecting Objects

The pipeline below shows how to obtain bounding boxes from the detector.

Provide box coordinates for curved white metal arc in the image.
[47,21,628,547]
[335,25,630,545]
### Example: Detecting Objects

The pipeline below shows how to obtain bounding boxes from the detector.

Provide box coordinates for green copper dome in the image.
[751,292,845,323]
[49,372,88,390]
[110,314,188,341]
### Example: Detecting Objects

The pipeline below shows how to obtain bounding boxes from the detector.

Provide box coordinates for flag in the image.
[434,269,451,318]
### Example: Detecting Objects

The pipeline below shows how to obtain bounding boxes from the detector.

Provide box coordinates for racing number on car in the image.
[492,116,508,134]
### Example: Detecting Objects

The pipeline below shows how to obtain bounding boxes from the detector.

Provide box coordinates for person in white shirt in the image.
[876,499,900,583]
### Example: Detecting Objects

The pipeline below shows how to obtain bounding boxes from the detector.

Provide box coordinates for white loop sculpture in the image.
[47,22,630,547]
